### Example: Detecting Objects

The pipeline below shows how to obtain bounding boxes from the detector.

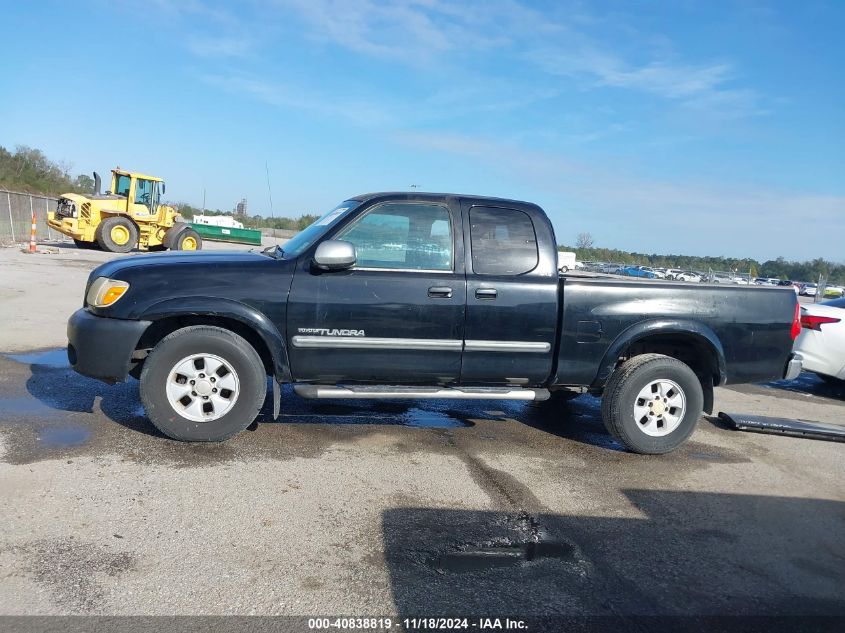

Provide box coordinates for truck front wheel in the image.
[600,353,703,454]
[139,326,267,441]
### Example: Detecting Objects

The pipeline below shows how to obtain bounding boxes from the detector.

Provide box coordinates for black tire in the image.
[173,228,202,251]
[73,239,99,250]
[139,326,267,441]
[600,353,704,454]
[96,216,138,253]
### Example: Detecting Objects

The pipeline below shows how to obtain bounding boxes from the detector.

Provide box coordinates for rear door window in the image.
[469,207,538,275]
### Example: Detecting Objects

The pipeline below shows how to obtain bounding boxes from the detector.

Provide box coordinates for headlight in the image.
[86,277,129,307]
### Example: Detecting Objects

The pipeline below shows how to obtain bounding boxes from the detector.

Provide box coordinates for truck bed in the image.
[553,276,797,388]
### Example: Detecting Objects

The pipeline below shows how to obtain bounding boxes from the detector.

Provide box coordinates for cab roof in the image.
[350,191,539,210]
[112,169,163,182]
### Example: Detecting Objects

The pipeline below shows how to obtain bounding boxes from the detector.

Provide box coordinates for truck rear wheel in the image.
[96,217,138,253]
[139,326,267,441]
[600,353,703,454]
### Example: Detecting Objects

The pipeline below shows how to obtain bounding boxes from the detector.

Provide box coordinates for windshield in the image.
[281,200,360,257]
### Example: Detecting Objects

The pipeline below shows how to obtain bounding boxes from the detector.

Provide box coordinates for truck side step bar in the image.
[292,384,551,401]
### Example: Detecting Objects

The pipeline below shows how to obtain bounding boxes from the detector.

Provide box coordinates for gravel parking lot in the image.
[0,241,843,623]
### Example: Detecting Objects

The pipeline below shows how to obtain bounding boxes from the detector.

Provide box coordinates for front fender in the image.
[593,318,727,388]
[135,297,291,382]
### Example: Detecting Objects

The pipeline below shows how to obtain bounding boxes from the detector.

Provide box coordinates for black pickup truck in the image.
[67,192,802,453]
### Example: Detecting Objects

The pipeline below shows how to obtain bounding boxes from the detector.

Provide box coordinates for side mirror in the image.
[161,183,166,194]
[313,240,356,271]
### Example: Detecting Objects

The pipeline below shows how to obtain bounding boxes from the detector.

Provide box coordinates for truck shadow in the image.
[16,349,623,450]
[762,371,845,401]
[381,490,845,623]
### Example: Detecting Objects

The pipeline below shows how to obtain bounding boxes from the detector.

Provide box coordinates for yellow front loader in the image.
[47,169,201,253]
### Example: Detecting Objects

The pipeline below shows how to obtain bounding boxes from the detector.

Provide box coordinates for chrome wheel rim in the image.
[633,379,686,437]
[165,353,240,422]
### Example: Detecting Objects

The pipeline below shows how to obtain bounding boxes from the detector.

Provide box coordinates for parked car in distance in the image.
[665,268,684,280]
[615,265,656,278]
[709,274,733,284]
[777,280,801,294]
[794,297,845,384]
[800,283,818,297]
[676,271,702,283]
[824,285,845,298]
[639,266,666,278]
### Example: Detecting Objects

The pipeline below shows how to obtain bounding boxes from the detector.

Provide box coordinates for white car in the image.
[666,268,684,279]
[639,266,666,279]
[800,284,818,297]
[794,298,845,383]
[675,272,701,283]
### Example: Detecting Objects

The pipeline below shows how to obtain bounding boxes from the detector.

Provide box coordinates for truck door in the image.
[459,204,558,385]
[287,200,466,384]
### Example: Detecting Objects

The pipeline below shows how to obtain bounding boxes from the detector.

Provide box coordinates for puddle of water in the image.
[402,408,470,429]
[0,397,60,417]
[431,541,576,573]
[6,349,69,368]
[38,426,91,447]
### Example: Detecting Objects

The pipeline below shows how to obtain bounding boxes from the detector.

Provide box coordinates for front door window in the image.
[335,202,453,271]
[134,179,154,212]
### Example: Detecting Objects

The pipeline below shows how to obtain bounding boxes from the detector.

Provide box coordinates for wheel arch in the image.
[99,212,141,232]
[131,298,291,382]
[593,320,727,413]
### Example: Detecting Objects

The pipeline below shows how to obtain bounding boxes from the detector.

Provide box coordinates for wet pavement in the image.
[0,348,843,618]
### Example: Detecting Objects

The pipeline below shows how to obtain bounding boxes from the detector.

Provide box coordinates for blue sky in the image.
[2,0,843,261]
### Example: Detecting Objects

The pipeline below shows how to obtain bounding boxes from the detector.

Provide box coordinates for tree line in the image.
[175,204,319,231]
[560,241,845,285]
[4,144,840,282]
[0,144,320,230]
[0,145,94,196]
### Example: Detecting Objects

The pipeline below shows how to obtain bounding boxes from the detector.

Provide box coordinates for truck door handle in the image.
[475,288,498,299]
[428,286,453,298]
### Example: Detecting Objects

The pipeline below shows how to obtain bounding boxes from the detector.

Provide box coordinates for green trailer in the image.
[190,223,263,246]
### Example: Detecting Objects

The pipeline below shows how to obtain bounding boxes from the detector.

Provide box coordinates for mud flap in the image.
[272,379,281,420]
[719,412,845,442]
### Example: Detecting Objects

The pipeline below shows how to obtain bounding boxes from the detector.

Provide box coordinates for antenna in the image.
[266,161,275,239]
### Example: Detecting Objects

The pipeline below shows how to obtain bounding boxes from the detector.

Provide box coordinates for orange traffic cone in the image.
[29,210,37,253]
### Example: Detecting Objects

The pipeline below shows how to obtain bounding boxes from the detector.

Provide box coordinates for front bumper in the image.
[47,212,85,240]
[67,309,151,383]
[783,353,803,381]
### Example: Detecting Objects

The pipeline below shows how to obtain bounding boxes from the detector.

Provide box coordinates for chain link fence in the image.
[0,188,72,246]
